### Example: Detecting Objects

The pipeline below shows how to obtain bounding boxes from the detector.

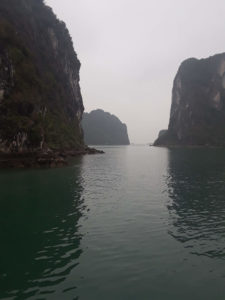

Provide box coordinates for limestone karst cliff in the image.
[82,109,130,145]
[0,0,85,164]
[154,53,225,146]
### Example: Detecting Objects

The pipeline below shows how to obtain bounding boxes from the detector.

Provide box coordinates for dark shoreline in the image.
[153,144,225,149]
[0,147,104,169]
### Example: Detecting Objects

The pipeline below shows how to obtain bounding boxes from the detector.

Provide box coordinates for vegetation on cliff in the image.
[0,0,84,154]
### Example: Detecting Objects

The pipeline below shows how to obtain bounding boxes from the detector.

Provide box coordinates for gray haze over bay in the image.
[46,0,225,143]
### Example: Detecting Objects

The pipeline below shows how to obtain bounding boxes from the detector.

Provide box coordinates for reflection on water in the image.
[166,149,225,259]
[0,158,85,300]
[2,146,225,300]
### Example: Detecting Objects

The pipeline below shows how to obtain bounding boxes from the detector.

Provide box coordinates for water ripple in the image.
[166,149,225,259]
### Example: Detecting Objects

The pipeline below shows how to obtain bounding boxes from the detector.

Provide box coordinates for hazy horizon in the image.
[46,0,225,143]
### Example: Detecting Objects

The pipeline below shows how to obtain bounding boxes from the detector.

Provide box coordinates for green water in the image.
[1,146,225,299]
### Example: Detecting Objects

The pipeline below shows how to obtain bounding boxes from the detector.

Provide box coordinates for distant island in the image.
[154,53,225,147]
[82,109,130,145]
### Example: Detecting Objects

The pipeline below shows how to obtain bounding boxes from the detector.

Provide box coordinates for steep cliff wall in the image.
[82,109,130,145]
[0,0,84,157]
[154,53,225,146]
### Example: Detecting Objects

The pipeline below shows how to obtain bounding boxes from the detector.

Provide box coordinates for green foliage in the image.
[0,0,84,151]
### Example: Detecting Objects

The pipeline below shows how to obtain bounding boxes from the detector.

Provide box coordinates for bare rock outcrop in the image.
[154,53,225,146]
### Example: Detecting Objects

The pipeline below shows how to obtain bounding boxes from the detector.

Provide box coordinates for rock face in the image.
[82,109,130,145]
[154,53,225,146]
[0,0,84,158]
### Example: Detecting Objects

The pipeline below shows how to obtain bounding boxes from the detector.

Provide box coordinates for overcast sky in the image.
[46,0,225,143]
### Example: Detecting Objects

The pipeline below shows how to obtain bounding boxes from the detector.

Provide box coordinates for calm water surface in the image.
[0,146,225,299]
